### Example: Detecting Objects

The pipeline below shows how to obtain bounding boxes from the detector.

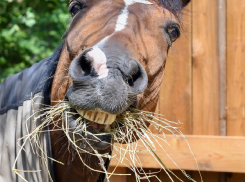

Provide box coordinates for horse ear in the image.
[182,0,191,7]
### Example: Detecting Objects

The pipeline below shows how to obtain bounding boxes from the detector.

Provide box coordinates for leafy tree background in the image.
[0,0,70,81]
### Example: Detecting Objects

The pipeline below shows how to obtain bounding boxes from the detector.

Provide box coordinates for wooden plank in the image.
[107,167,127,182]
[126,168,160,182]
[110,135,245,173]
[192,0,220,135]
[226,0,245,181]
[227,173,245,182]
[159,170,193,182]
[158,3,192,135]
[126,168,136,182]
[227,0,245,136]
[192,171,220,182]
[148,101,160,134]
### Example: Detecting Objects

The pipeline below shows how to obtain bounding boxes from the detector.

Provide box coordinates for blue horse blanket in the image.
[0,46,61,182]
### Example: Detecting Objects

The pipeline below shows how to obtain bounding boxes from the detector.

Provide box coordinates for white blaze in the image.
[115,0,153,32]
[115,7,129,32]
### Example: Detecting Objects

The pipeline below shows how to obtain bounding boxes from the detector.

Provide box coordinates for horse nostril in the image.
[127,70,141,87]
[69,48,95,80]
[123,60,148,94]
[79,52,93,76]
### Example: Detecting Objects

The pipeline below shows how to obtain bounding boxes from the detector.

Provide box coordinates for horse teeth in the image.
[104,114,116,125]
[77,109,85,116]
[94,112,106,124]
[76,109,116,125]
[84,111,96,121]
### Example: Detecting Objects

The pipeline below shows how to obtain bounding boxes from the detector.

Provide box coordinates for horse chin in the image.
[66,108,114,153]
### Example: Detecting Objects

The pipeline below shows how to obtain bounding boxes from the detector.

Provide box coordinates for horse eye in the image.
[69,3,84,17]
[168,27,180,43]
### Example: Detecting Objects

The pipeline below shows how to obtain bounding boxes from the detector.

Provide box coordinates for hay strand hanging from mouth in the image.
[13,100,202,182]
[110,108,202,182]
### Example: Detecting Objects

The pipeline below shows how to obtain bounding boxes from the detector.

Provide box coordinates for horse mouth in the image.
[67,108,122,153]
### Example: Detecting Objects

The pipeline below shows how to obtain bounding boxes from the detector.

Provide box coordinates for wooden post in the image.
[227,0,245,181]
[218,0,227,137]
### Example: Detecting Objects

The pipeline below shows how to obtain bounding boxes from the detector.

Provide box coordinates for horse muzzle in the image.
[65,45,148,151]
[67,46,148,114]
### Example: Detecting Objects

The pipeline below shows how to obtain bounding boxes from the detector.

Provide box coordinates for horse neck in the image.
[50,129,111,182]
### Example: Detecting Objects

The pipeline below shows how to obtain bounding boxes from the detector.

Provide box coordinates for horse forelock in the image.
[121,0,186,20]
[156,0,187,21]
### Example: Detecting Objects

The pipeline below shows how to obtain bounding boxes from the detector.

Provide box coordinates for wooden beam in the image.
[107,167,127,182]
[192,0,220,135]
[227,0,245,136]
[110,134,245,173]
[226,1,245,181]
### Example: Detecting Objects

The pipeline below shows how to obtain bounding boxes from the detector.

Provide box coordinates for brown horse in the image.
[48,0,190,181]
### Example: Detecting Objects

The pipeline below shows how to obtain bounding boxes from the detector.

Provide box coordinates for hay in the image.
[13,100,203,182]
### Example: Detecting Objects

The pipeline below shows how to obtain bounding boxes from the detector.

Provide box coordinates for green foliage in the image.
[0,0,70,81]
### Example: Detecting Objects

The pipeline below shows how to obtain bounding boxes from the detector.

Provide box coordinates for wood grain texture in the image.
[192,171,220,182]
[227,173,245,182]
[148,101,161,134]
[110,135,245,173]
[107,167,127,182]
[159,3,192,135]
[125,168,161,182]
[226,0,245,136]
[159,170,193,182]
[226,0,245,181]
[192,0,220,135]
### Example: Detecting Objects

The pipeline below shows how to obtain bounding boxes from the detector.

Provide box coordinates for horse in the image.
[0,0,190,181]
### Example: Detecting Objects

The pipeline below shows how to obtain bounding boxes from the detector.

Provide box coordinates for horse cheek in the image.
[51,49,73,106]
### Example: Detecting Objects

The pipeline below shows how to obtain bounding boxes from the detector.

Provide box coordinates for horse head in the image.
[50,0,190,181]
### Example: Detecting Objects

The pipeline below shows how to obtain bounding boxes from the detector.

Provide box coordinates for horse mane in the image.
[157,0,189,21]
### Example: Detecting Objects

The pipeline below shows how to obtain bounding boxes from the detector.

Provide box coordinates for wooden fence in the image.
[108,0,245,181]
